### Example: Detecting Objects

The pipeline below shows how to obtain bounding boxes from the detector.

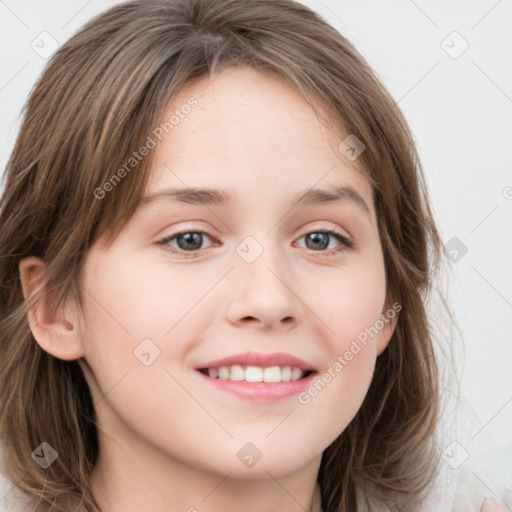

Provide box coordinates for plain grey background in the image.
[1,0,511,506]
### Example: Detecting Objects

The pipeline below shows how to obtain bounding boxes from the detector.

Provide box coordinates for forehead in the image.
[146,66,373,208]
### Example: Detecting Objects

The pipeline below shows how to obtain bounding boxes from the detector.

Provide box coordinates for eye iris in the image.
[177,232,203,250]
[306,232,329,250]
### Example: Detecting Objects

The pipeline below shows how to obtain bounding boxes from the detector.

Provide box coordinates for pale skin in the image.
[19,66,402,512]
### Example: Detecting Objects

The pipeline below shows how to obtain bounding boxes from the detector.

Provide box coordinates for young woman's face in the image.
[76,66,396,480]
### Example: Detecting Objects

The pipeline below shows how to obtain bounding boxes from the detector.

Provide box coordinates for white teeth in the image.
[218,367,230,380]
[263,366,281,382]
[245,366,263,382]
[229,365,245,381]
[281,366,292,381]
[207,367,219,379]
[205,365,308,382]
[291,367,303,380]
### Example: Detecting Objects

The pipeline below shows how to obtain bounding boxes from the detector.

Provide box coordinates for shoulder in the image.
[0,478,85,512]
[0,485,40,512]
[415,394,512,512]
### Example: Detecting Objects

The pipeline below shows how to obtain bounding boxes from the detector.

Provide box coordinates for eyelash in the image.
[156,228,354,257]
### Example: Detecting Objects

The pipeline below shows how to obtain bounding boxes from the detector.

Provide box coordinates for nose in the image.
[224,239,302,330]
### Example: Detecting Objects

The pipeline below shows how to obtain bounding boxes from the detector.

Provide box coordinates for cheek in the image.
[297,330,378,446]
[308,258,387,343]
[296,261,385,431]
[78,250,215,415]
[81,249,201,343]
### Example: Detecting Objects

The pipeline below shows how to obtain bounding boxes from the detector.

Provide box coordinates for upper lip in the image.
[196,351,316,371]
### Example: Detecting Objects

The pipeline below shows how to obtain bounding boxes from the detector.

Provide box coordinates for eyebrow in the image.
[141,185,372,217]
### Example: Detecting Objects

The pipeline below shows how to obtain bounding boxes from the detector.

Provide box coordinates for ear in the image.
[19,256,86,361]
[376,298,400,356]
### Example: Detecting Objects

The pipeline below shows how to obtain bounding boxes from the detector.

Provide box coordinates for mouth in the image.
[195,365,318,400]
[195,351,317,383]
[197,366,316,383]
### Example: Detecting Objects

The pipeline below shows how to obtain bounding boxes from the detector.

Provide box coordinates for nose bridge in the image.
[225,230,300,327]
[235,231,286,286]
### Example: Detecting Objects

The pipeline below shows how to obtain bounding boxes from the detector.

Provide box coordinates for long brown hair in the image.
[0,0,450,510]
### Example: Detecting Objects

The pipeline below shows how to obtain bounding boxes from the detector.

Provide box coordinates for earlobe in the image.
[18,256,86,361]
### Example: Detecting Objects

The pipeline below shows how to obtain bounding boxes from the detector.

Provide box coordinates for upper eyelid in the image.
[158,220,351,239]
[158,225,349,240]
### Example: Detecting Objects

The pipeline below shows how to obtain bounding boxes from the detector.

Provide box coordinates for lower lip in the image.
[196,370,317,400]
